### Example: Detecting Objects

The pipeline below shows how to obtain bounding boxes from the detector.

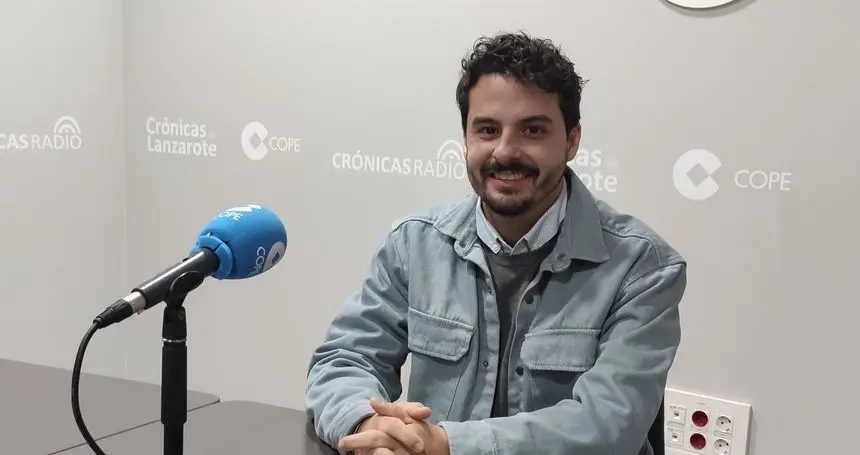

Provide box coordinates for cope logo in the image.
[217,204,263,220]
[0,116,83,152]
[672,149,793,201]
[253,241,286,275]
[241,121,301,161]
[673,149,722,200]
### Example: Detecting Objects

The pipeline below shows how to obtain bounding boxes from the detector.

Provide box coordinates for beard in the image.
[471,160,540,217]
[480,192,533,217]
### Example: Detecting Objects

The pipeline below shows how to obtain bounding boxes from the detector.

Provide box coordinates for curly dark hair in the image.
[455,31,586,135]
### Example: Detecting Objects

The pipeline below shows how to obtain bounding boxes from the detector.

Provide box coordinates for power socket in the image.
[663,388,751,455]
[715,415,733,434]
[714,438,731,455]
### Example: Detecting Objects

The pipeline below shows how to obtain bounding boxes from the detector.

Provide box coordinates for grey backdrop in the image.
[0,0,127,377]
[2,1,858,454]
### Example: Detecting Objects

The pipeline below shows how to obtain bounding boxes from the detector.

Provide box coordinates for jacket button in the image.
[482,360,489,367]
[515,366,524,375]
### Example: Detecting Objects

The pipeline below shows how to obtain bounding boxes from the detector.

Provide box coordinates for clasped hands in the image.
[338,397,450,455]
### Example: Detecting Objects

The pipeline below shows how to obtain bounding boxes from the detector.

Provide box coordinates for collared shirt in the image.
[475,180,568,255]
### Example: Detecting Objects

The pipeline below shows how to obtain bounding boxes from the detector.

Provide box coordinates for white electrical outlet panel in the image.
[663,388,752,455]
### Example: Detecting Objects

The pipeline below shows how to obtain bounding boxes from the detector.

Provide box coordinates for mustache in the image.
[482,161,539,177]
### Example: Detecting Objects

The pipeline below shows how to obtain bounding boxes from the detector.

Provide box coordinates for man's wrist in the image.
[352,414,374,434]
[428,423,450,455]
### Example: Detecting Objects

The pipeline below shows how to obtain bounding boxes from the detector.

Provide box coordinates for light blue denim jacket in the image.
[306,169,687,455]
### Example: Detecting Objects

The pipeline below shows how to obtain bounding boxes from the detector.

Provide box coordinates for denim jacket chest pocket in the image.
[406,307,474,422]
[519,328,600,411]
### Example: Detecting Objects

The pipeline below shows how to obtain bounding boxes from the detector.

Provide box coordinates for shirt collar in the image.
[435,167,610,268]
[475,179,568,255]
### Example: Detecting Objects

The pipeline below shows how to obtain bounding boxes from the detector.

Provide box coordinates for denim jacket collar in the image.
[434,167,610,269]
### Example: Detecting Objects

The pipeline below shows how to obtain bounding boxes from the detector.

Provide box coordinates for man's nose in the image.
[492,131,521,163]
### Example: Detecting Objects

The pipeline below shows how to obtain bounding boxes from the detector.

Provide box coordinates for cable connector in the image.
[93,299,134,329]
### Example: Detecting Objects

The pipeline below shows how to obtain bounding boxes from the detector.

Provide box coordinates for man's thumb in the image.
[402,403,432,420]
[370,398,408,420]
[408,407,432,419]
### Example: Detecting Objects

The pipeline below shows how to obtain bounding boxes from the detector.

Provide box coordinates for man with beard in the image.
[306,31,687,455]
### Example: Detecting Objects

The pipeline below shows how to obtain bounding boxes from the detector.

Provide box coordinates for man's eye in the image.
[524,126,545,135]
[477,127,498,135]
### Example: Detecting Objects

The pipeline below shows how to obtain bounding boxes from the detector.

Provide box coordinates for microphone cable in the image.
[71,322,108,455]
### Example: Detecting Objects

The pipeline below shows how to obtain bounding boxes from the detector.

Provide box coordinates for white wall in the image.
[2,0,859,453]
[0,0,127,378]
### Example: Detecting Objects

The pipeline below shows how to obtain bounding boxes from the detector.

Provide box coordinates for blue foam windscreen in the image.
[191,204,287,280]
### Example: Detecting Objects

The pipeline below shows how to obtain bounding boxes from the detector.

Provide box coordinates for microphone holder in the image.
[161,271,206,455]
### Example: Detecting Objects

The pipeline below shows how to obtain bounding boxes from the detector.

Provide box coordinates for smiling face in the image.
[465,74,581,220]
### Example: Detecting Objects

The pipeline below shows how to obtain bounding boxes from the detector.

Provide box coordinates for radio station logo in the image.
[567,149,619,193]
[331,139,467,180]
[253,241,286,276]
[217,204,263,220]
[673,148,792,201]
[146,116,217,157]
[0,116,83,152]
[241,121,301,161]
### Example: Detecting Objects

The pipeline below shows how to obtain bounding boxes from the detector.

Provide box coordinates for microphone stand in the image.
[161,272,206,455]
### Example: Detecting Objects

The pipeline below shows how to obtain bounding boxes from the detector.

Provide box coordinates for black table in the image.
[57,400,337,454]
[0,358,220,455]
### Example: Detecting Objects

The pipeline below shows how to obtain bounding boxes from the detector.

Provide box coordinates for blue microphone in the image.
[93,204,287,328]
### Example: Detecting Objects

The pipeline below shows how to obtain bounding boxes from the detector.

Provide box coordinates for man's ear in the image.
[566,124,582,162]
